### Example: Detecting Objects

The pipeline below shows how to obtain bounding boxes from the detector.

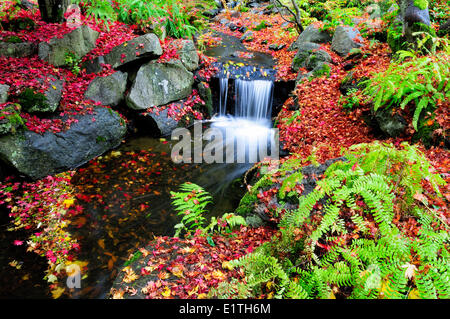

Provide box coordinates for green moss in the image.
[3,35,23,43]
[414,0,428,10]
[18,88,50,113]
[312,63,331,78]
[253,20,270,31]
[236,175,273,216]
[0,104,25,135]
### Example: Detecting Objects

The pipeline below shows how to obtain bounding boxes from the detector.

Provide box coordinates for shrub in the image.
[215,142,449,299]
[362,35,449,134]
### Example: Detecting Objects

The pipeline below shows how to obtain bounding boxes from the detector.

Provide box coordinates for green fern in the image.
[222,142,448,299]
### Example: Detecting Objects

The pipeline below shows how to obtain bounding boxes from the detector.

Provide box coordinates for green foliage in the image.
[339,88,361,110]
[413,0,428,10]
[362,35,449,132]
[74,0,214,38]
[253,20,270,31]
[65,51,82,75]
[171,183,247,239]
[222,142,449,299]
[204,213,247,235]
[0,103,25,135]
[321,7,361,32]
[170,182,212,237]
[18,88,49,113]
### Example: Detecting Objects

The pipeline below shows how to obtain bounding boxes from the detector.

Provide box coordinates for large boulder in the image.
[126,61,194,110]
[104,33,162,69]
[331,26,364,57]
[84,71,128,106]
[288,25,332,51]
[400,0,430,27]
[19,77,64,113]
[83,33,162,73]
[177,40,199,72]
[0,107,126,180]
[0,41,37,58]
[291,42,321,69]
[136,106,180,137]
[38,25,99,67]
[0,84,9,103]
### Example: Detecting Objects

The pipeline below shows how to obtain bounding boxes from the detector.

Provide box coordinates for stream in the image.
[0,32,281,299]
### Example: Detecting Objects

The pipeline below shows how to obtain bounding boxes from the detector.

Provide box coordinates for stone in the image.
[331,26,364,57]
[126,61,194,110]
[0,84,9,103]
[19,77,64,113]
[374,108,407,137]
[38,25,99,67]
[84,71,128,107]
[177,40,199,72]
[102,33,163,69]
[366,4,381,19]
[240,31,254,42]
[288,25,332,51]
[0,41,37,58]
[136,106,180,137]
[0,107,126,180]
[291,42,320,69]
[197,82,213,117]
[305,49,331,71]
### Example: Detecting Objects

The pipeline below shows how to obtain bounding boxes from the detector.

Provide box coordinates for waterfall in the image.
[208,77,277,164]
[218,78,274,121]
[219,77,228,116]
[235,79,274,120]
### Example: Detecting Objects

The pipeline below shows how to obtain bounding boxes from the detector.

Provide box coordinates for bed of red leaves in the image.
[110,226,275,299]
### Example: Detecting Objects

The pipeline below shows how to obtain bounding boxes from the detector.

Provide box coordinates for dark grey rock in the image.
[177,40,199,72]
[80,56,106,74]
[0,41,37,58]
[126,60,194,110]
[38,25,99,67]
[331,26,364,56]
[0,107,126,179]
[291,42,321,69]
[102,33,163,69]
[305,50,331,71]
[84,71,128,106]
[240,31,254,42]
[401,0,430,27]
[0,84,9,103]
[22,77,64,113]
[289,25,332,51]
[137,106,180,137]
[374,108,407,137]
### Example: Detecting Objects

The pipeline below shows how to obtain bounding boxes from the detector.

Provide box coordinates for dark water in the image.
[0,129,253,299]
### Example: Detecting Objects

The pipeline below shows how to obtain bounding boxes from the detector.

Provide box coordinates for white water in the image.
[209,78,277,164]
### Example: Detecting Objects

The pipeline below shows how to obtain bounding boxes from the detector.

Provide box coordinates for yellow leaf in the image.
[98,239,105,249]
[63,198,74,208]
[222,261,233,271]
[111,288,124,299]
[408,289,421,299]
[187,285,198,296]
[198,293,207,299]
[51,287,65,299]
[170,265,184,278]
[161,287,171,298]
[212,270,226,281]
[122,266,139,283]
